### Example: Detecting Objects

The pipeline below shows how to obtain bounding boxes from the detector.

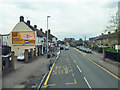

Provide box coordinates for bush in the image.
[96,47,103,53]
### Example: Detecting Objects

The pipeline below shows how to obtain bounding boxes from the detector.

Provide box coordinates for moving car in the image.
[17,53,25,61]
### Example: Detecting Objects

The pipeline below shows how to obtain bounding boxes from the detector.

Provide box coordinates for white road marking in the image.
[76,65,82,72]
[73,60,76,64]
[99,61,103,62]
[84,77,92,90]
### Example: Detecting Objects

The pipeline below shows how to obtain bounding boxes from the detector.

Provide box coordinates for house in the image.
[89,31,119,48]
[8,16,46,56]
[44,29,58,54]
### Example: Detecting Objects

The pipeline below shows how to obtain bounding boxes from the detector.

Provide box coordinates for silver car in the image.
[17,53,25,61]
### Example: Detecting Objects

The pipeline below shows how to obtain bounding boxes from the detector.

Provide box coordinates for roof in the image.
[24,22,45,37]
[44,32,58,40]
[90,32,117,41]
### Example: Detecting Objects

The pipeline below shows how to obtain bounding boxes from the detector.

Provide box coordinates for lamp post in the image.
[47,16,50,56]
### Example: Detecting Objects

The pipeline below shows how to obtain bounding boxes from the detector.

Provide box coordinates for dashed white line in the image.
[73,60,76,64]
[76,65,82,72]
[84,77,92,90]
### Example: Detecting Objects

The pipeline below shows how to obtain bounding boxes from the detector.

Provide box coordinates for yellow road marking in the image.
[74,79,77,84]
[52,70,57,75]
[72,73,74,77]
[88,59,120,80]
[44,63,55,86]
[69,69,73,72]
[73,48,86,55]
[59,70,61,74]
[74,47,120,81]
[59,66,61,69]
[65,70,69,74]
[62,70,64,74]
[55,66,58,69]
[65,82,75,85]
[65,79,77,85]
[43,84,56,87]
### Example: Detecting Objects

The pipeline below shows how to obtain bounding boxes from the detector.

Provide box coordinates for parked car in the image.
[60,45,64,50]
[65,46,69,50]
[17,53,25,61]
[76,46,79,49]
[79,46,92,53]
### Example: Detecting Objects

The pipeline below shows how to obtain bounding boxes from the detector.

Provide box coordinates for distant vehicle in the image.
[17,53,25,61]
[76,46,79,49]
[65,46,69,50]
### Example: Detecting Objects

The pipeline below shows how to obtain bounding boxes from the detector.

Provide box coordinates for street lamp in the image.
[47,16,50,56]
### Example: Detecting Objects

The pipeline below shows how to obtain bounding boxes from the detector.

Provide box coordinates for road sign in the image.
[115,45,120,50]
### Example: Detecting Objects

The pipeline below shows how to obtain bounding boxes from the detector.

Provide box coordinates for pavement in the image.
[2,55,50,88]
[42,47,120,89]
[0,76,2,90]
[85,51,120,78]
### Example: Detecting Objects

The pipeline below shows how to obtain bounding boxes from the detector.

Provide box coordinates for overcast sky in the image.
[0,0,119,40]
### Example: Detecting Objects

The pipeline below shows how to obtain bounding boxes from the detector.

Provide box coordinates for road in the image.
[42,47,119,89]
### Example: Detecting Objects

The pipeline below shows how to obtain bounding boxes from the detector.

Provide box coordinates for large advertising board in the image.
[12,31,36,45]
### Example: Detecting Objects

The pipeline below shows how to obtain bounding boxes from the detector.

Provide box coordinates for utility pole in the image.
[47,16,50,57]
[118,1,120,45]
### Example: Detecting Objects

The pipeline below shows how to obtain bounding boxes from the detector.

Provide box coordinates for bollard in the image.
[103,49,105,61]
[25,49,29,63]
[30,48,34,59]
[11,51,15,69]
[34,48,36,57]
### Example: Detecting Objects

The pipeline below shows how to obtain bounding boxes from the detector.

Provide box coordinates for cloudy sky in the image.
[0,0,119,40]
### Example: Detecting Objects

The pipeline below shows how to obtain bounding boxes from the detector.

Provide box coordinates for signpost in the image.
[115,45,120,52]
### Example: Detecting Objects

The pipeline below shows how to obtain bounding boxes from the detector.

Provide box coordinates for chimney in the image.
[48,29,50,34]
[20,16,24,22]
[27,20,30,25]
[34,25,37,29]
[108,32,110,34]
[40,28,42,32]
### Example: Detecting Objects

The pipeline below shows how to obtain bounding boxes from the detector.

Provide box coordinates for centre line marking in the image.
[73,60,76,64]
[76,65,82,72]
[84,77,92,90]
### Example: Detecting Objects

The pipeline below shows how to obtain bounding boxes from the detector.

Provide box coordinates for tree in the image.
[79,38,83,42]
[104,12,118,33]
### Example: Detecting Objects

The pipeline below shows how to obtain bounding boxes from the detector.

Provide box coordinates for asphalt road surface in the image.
[43,47,119,89]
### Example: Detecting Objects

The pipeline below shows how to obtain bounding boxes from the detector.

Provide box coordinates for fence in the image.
[105,51,120,62]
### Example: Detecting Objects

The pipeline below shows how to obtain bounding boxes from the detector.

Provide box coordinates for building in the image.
[8,16,58,56]
[8,16,46,56]
[89,31,119,48]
